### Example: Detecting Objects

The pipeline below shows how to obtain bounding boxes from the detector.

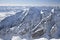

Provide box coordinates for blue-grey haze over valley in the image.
[0,0,60,6]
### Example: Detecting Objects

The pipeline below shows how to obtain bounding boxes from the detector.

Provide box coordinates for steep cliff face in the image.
[0,7,60,40]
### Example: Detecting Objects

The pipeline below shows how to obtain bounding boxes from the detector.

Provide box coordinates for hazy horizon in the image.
[0,0,60,6]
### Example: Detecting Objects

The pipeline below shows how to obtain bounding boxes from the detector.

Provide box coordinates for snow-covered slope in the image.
[0,6,60,40]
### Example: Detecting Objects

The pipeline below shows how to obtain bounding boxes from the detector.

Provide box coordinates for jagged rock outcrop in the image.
[0,7,60,40]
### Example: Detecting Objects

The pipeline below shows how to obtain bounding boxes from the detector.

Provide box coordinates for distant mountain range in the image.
[0,6,60,40]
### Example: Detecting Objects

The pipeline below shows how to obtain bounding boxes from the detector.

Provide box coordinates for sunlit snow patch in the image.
[11,36,27,40]
[0,38,3,40]
[11,36,22,40]
[0,11,16,21]
[34,38,48,40]
[51,8,54,13]
[40,10,44,14]
[50,38,60,40]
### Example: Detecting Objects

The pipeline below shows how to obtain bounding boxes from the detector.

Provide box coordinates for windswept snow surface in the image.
[0,11,16,22]
[0,6,60,40]
[11,36,60,40]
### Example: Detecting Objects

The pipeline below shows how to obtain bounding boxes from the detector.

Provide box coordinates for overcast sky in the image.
[0,0,60,6]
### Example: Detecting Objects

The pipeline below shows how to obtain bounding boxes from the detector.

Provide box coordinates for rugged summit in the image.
[0,7,60,40]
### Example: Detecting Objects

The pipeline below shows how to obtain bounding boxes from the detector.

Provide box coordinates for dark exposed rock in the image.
[32,29,45,39]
